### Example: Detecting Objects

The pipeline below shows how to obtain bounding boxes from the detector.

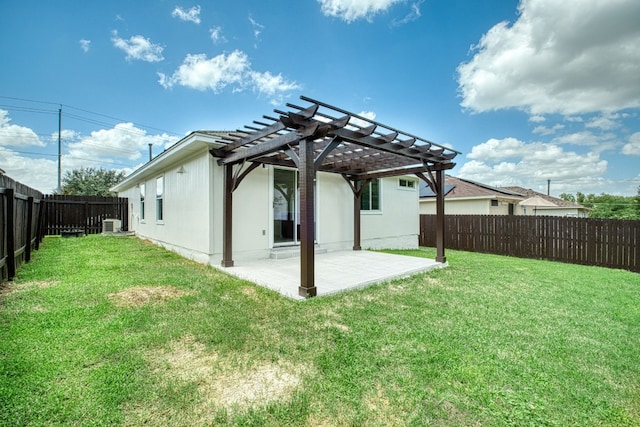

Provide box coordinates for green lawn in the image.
[1,235,639,426]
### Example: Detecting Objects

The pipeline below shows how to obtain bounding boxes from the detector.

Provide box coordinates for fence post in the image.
[6,188,16,280]
[25,196,34,262]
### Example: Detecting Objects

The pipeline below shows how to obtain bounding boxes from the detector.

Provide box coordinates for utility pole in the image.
[148,143,152,162]
[547,179,551,196]
[57,106,62,193]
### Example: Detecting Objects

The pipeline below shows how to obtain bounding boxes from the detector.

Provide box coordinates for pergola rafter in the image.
[209,96,460,297]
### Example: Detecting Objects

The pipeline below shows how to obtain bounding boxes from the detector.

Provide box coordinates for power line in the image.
[5,149,136,168]
[0,95,181,136]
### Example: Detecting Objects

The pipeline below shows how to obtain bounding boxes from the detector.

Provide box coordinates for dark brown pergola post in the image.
[353,184,362,251]
[298,137,317,298]
[435,168,446,263]
[221,163,234,267]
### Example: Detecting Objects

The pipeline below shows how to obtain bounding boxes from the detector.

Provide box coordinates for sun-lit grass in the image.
[1,235,639,426]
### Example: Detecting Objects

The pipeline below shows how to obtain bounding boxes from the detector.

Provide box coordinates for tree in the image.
[557,191,640,220]
[60,167,126,196]
[559,193,575,202]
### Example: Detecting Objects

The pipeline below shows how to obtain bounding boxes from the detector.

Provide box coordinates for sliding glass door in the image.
[273,168,317,245]
[273,168,299,244]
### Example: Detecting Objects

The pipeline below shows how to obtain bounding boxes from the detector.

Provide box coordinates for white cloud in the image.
[529,115,545,123]
[158,50,299,104]
[249,71,301,104]
[0,147,57,193]
[0,110,45,147]
[349,111,377,128]
[532,123,564,135]
[552,131,601,147]
[460,137,608,193]
[210,26,226,44]
[52,129,81,142]
[467,137,525,161]
[585,113,621,130]
[318,0,404,22]
[172,5,201,24]
[111,31,164,62]
[622,132,640,155]
[67,123,178,162]
[79,39,91,52]
[392,0,423,26]
[248,16,264,40]
[457,0,640,115]
[158,51,250,92]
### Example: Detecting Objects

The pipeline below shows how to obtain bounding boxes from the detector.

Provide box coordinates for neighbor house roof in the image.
[503,186,587,209]
[420,175,523,199]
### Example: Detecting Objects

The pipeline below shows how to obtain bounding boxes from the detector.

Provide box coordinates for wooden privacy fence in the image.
[420,215,640,273]
[43,195,128,235]
[1,175,45,282]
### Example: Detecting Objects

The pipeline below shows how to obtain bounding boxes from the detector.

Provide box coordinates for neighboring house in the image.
[503,186,589,217]
[420,176,588,217]
[420,176,524,215]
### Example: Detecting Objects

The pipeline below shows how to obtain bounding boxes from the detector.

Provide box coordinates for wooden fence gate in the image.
[43,195,128,236]
[420,214,640,273]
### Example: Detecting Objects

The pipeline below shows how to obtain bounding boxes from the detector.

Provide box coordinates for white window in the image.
[139,183,145,221]
[361,179,381,211]
[156,176,164,222]
[398,178,416,190]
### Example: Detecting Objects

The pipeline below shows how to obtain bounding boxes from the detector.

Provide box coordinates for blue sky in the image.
[1,0,638,196]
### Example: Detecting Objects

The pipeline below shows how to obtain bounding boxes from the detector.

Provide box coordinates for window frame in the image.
[156,176,164,223]
[360,178,381,213]
[139,183,146,222]
[398,178,416,190]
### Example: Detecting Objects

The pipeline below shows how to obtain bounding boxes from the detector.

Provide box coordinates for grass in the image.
[1,235,639,426]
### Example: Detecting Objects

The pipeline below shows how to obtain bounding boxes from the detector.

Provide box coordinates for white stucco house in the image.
[420,176,588,217]
[112,130,423,266]
[112,98,458,297]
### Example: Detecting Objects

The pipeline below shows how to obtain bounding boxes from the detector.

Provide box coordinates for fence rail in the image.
[420,215,640,273]
[0,175,45,283]
[43,195,128,235]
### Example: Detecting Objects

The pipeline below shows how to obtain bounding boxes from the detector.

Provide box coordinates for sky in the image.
[1,0,639,196]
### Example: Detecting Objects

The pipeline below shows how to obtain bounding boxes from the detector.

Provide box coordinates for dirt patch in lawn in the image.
[0,280,59,296]
[108,286,196,308]
[126,335,306,425]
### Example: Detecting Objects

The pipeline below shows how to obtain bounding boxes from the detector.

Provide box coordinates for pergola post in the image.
[221,163,234,267]
[435,169,446,263]
[353,180,362,251]
[298,137,317,298]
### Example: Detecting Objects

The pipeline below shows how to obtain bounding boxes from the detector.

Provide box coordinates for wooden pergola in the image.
[209,96,459,298]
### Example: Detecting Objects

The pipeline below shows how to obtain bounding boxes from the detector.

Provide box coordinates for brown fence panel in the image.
[420,214,640,273]
[0,175,45,283]
[42,195,128,236]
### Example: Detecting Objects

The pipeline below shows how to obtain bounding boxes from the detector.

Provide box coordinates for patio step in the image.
[270,245,327,260]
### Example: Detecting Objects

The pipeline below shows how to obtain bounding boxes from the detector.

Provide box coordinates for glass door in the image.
[273,168,299,244]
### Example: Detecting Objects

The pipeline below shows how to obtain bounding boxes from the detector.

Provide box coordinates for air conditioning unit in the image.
[102,219,122,234]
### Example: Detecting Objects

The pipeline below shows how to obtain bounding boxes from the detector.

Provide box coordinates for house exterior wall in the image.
[123,152,214,264]
[420,198,490,215]
[362,177,419,249]
[118,148,419,265]
[316,172,354,251]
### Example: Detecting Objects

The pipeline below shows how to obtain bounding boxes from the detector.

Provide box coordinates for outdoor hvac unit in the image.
[102,219,122,234]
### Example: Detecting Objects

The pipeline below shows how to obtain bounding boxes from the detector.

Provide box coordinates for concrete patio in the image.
[219,250,446,300]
